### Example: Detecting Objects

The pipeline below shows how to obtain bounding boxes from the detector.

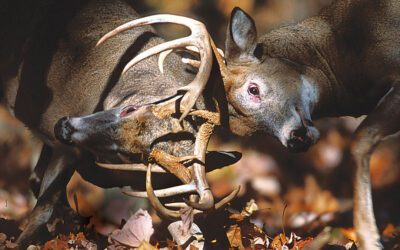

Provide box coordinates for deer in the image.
[4,0,392,248]
[215,1,400,249]
[99,1,398,249]
[0,0,240,247]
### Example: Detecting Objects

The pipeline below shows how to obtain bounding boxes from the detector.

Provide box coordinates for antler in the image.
[96,14,213,121]
[96,15,239,216]
[97,109,239,218]
[96,162,167,173]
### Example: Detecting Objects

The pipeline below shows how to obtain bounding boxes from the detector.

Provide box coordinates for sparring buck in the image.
[0,0,240,247]
[216,0,399,249]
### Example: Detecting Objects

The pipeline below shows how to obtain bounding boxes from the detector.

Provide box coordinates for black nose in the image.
[287,127,312,152]
[54,117,75,145]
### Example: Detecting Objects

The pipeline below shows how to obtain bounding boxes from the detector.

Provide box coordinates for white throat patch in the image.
[300,75,318,115]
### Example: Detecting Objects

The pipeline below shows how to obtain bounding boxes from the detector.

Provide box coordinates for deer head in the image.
[224,8,320,152]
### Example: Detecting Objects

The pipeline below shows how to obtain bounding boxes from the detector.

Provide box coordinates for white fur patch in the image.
[71,132,87,142]
[300,75,319,114]
[69,117,83,128]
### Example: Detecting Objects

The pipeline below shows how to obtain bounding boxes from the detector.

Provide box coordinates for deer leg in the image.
[351,85,400,250]
[29,145,53,198]
[17,149,75,248]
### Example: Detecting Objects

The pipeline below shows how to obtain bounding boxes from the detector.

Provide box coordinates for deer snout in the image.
[287,126,313,152]
[54,116,76,145]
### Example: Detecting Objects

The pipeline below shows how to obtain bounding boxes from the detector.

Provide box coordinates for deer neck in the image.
[260,15,357,119]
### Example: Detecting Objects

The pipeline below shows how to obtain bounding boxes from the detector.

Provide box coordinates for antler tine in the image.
[96,162,167,173]
[209,38,230,84]
[146,164,181,219]
[96,14,212,121]
[178,40,212,122]
[122,182,197,198]
[183,111,221,210]
[97,15,198,46]
[165,186,241,211]
[121,37,191,75]
[214,185,241,210]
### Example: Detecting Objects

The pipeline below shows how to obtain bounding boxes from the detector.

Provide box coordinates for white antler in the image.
[97,15,213,122]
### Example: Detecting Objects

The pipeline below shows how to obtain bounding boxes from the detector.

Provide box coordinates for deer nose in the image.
[54,117,76,145]
[287,126,312,152]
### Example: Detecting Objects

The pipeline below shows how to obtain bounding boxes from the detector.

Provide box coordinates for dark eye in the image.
[120,105,137,117]
[248,84,260,96]
[253,43,264,60]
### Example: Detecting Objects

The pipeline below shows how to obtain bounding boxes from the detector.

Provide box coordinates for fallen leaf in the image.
[5,240,18,249]
[137,240,157,250]
[168,220,204,249]
[340,227,357,242]
[226,225,244,249]
[0,233,6,244]
[229,199,258,221]
[43,236,69,250]
[270,233,288,249]
[26,245,40,250]
[294,237,314,248]
[382,224,396,238]
[180,207,194,236]
[110,209,154,247]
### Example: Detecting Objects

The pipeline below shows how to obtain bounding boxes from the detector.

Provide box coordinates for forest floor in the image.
[0,105,400,249]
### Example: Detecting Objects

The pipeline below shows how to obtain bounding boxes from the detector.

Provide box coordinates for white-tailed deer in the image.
[0,0,239,246]
[219,1,400,249]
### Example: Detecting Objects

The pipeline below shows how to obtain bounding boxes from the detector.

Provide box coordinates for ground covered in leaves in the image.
[1,102,400,249]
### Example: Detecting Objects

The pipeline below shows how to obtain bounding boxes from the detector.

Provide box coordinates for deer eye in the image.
[120,105,137,117]
[253,43,264,60]
[248,83,260,96]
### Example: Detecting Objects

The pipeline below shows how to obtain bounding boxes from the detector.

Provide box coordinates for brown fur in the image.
[224,1,400,249]
[0,0,219,246]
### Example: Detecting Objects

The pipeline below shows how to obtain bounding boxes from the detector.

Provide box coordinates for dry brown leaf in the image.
[0,233,6,244]
[382,223,396,238]
[270,233,288,249]
[340,227,357,242]
[137,240,157,250]
[294,237,314,248]
[43,235,69,250]
[5,240,18,249]
[110,209,154,248]
[226,225,244,249]
[229,199,258,222]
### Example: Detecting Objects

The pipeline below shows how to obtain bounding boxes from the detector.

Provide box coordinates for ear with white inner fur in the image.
[225,7,259,63]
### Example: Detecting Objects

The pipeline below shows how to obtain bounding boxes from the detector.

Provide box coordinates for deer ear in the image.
[225,7,258,63]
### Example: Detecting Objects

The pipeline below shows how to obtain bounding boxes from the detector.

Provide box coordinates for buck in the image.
[95,0,397,249]
[0,0,240,247]
[216,1,399,249]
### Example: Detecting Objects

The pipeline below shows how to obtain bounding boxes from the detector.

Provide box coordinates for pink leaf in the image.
[110,209,154,247]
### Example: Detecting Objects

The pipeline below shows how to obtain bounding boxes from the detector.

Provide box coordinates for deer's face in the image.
[54,105,195,162]
[225,8,320,152]
[54,104,242,170]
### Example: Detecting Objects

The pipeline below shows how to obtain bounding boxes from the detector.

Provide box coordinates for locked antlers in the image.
[97,109,240,218]
[97,14,213,122]
[96,15,238,218]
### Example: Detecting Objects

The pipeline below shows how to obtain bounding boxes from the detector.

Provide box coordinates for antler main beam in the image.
[96,14,239,217]
[97,14,213,121]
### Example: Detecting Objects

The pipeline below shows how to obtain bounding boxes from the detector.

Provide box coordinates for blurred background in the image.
[1,0,400,245]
